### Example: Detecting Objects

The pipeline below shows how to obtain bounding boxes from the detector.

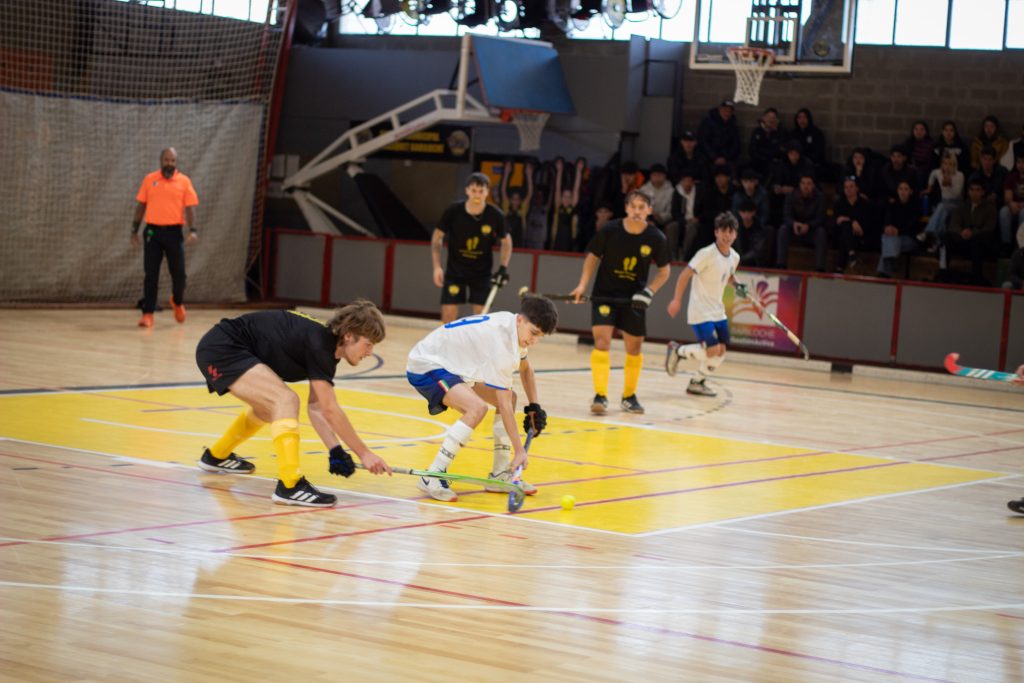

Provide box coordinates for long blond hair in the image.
[327,299,385,344]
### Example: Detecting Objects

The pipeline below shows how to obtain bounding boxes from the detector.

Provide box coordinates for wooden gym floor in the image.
[0,307,1021,682]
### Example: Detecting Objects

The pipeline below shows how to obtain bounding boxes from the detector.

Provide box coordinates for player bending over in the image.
[195,301,392,507]
[665,212,743,397]
[405,295,558,502]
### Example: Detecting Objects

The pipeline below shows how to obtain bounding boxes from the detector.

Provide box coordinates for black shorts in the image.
[591,300,646,338]
[441,275,491,305]
[195,325,261,395]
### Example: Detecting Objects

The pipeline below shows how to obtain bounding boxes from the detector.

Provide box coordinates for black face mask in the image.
[161,165,175,178]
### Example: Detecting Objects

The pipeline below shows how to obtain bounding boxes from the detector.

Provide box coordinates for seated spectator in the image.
[970,115,1009,170]
[735,197,772,266]
[903,120,934,192]
[612,161,645,217]
[843,147,879,202]
[768,140,814,225]
[667,130,709,185]
[877,180,921,278]
[667,169,700,261]
[834,176,877,272]
[933,120,971,175]
[732,167,770,226]
[789,107,826,169]
[640,163,674,233]
[776,173,827,272]
[920,152,964,247]
[1001,146,1024,254]
[1001,123,1024,171]
[697,99,741,168]
[879,144,916,203]
[976,147,1008,209]
[693,165,734,259]
[1003,224,1024,290]
[748,107,785,176]
[941,177,997,285]
[550,157,584,252]
[498,159,533,248]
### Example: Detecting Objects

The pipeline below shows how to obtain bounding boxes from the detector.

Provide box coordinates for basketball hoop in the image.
[725,47,775,106]
[500,108,550,152]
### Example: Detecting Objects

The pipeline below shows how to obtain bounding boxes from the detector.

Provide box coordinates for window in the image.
[894,0,948,46]
[1007,0,1024,47]
[855,0,896,45]
[701,0,748,43]
[659,0,697,42]
[949,0,1006,50]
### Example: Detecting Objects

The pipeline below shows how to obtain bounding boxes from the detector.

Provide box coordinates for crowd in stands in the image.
[496,102,1024,290]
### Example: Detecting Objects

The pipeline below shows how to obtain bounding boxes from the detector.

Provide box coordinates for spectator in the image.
[523,185,552,250]
[697,99,741,168]
[976,147,1009,209]
[748,107,785,176]
[843,147,879,201]
[498,159,533,248]
[696,165,735,259]
[834,176,876,272]
[970,115,1009,169]
[877,180,921,278]
[933,120,971,175]
[612,161,645,217]
[768,139,814,226]
[903,120,934,192]
[735,197,772,267]
[879,144,916,203]
[668,130,709,185]
[732,167,770,230]
[1000,144,1024,253]
[1002,224,1024,290]
[640,163,675,233]
[668,169,700,261]
[790,107,826,168]
[776,174,827,272]
[551,157,585,252]
[920,152,964,248]
[1000,123,1024,171]
[941,177,997,285]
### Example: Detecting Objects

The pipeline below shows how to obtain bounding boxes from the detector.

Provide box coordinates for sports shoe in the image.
[197,448,255,474]
[687,378,717,397]
[416,474,458,502]
[272,477,337,507]
[138,313,154,328]
[169,296,186,323]
[486,470,538,495]
[915,231,927,243]
[1008,498,1024,514]
[620,394,645,414]
[665,341,681,377]
[590,394,609,415]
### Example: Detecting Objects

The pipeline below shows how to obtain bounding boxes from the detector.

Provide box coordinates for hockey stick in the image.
[480,282,501,314]
[355,463,527,505]
[517,286,630,305]
[743,292,810,360]
[944,353,1022,383]
[507,428,535,513]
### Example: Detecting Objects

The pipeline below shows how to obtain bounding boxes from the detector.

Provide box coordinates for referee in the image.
[131,147,198,328]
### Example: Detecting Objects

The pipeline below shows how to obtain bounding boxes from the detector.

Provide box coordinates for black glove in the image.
[631,286,654,310]
[491,265,509,288]
[523,403,547,435]
[734,282,749,299]
[328,445,355,477]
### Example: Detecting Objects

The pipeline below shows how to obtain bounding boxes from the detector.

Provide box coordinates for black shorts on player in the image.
[440,276,492,306]
[591,301,646,337]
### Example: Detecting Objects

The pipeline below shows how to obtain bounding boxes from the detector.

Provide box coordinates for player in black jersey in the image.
[569,190,671,415]
[195,300,392,507]
[431,172,512,323]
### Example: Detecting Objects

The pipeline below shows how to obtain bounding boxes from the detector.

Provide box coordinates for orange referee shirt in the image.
[136,170,199,226]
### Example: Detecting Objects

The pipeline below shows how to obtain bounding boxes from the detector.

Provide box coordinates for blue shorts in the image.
[406,369,465,415]
[691,319,730,347]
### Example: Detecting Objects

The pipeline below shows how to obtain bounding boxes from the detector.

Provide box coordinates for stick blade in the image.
[944,352,962,375]
[507,488,526,512]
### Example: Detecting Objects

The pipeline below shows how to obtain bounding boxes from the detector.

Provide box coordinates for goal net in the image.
[0,0,283,304]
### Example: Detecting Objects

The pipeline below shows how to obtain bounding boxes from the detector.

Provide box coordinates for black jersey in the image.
[587,219,669,298]
[438,201,506,280]
[214,310,339,384]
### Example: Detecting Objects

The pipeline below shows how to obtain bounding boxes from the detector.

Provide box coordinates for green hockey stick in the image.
[356,464,526,508]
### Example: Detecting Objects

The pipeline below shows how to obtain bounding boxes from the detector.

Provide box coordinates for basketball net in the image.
[726,47,775,106]
[500,109,550,152]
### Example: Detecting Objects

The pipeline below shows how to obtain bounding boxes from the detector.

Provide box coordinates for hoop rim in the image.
[726,46,776,61]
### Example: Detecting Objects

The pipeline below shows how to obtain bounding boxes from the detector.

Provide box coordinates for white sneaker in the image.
[665,341,681,377]
[416,474,458,502]
[486,470,537,495]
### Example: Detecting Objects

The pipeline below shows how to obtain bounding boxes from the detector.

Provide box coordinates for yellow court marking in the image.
[0,385,1005,534]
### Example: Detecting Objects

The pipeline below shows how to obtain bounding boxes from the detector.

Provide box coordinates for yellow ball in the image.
[560,494,576,511]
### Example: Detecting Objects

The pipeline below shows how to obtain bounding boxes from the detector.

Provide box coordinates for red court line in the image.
[241,555,953,682]
[918,445,1024,462]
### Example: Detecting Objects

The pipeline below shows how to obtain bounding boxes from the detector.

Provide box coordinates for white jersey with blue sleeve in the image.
[686,243,740,325]
[406,312,524,390]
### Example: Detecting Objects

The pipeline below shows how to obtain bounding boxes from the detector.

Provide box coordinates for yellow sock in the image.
[271,418,301,488]
[623,353,643,398]
[210,408,265,459]
[591,349,610,396]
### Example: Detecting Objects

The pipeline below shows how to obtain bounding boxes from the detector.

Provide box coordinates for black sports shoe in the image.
[198,448,255,474]
[620,394,645,414]
[591,394,609,415]
[1008,498,1024,514]
[272,477,337,508]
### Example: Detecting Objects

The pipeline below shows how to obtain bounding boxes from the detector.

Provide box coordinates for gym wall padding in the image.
[897,287,1005,370]
[804,279,895,364]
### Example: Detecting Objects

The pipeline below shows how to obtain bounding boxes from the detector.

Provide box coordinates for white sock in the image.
[430,419,474,472]
[680,343,707,361]
[491,417,511,474]
[698,353,725,380]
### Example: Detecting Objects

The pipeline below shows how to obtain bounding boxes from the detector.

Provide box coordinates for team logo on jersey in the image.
[613,256,639,281]
[448,284,461,295]
[459,236,483,260]
[481,225,492,235]
[639,245,651,257]
[598,305,611,317]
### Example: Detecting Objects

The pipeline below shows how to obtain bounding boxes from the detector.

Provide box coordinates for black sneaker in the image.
[272,477,337,508]
[590,394,609,415]
[197,448,255,474]
[1008,498,1024,514]
[620,394,645,414]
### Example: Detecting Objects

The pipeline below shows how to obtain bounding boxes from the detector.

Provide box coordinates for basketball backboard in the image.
[469,35,575,115]
[690,0,856,75]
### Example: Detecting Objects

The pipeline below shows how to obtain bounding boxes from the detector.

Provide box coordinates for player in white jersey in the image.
[664,212,742,397]
[406,295,559,502]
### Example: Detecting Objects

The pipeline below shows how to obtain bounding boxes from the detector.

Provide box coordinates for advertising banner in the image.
[728,273,804,353]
